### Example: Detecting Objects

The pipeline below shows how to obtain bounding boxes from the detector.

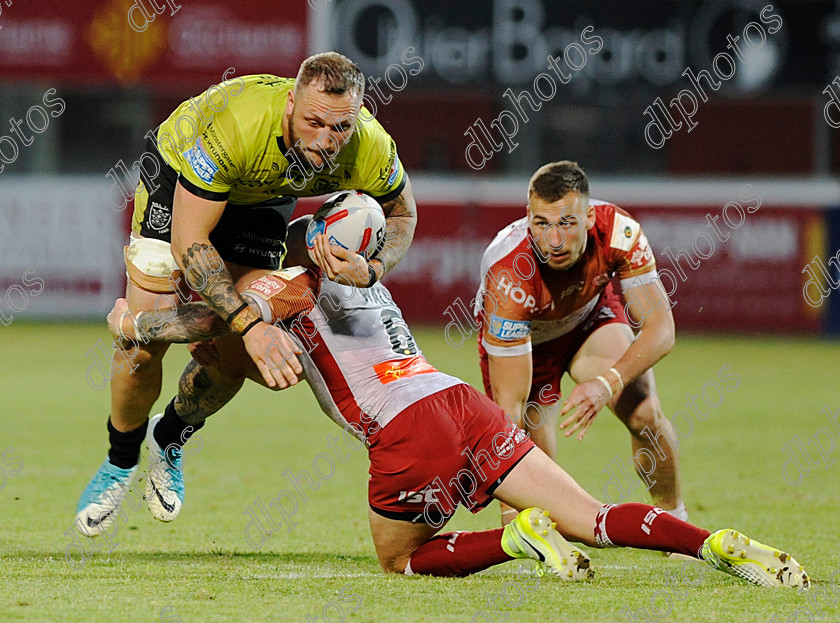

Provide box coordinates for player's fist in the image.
[107,298,136,344]
[310,233,372,287]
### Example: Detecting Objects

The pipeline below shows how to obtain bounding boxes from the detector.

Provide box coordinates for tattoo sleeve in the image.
[180,242,262,329]
[138,302,233,343]
[173,359,243,426]
[137,300,263,343]
[377,179,418,279]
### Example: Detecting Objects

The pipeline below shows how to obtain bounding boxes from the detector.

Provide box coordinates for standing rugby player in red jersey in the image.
[476,161,686,525]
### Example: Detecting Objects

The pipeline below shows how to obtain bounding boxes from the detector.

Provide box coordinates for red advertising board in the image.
[376,201,826,334]
[0,0,307,87]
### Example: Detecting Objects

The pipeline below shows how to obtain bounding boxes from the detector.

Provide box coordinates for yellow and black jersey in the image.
[150,73,404,204]
[130,74,406,269]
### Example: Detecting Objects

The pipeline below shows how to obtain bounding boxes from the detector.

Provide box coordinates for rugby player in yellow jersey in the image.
[76,52,418,534]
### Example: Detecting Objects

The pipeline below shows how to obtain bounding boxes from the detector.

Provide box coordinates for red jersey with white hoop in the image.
[475,200,658,358]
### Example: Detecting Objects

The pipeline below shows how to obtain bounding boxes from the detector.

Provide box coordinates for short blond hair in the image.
[296,51,365,100]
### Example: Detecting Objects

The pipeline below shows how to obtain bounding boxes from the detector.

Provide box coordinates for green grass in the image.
[0,323,838,622]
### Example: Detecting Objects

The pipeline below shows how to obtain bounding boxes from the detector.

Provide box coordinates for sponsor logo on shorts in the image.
[147,201,171,232]
[494,427,529,458]
[488,315,530,341]
[398,489,441,504]
[184,138,219,185]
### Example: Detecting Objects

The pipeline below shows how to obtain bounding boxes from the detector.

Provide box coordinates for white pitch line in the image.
[246,566,644,579]
[598,565,647,570]
[243,571,379,580]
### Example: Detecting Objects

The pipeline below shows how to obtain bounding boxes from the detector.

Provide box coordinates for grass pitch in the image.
[0,322,838,622]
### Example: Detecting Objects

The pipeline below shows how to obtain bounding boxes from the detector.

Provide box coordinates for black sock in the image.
[153,398,204,450]
[107,417,147,469]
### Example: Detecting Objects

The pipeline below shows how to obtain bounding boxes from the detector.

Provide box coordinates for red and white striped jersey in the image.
[474,200,658,357]
[244,269,463,440]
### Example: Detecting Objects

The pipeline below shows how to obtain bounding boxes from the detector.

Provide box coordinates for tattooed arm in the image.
[137,302,235,343]
[170,181,302,388]
[310,175,418,287]
[169,183,257,327]
[109,296,263,345]
[372,174,418,281]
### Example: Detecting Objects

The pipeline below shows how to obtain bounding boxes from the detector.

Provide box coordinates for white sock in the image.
[664,501,688,522]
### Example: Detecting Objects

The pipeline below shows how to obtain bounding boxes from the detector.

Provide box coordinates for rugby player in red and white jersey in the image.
[103,217,808,589]
[475,161,684,526]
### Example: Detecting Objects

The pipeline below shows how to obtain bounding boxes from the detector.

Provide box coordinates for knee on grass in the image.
[378,555,410,574]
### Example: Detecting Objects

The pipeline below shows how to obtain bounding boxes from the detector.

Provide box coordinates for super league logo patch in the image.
[184,138,219,185]
[488,315,530,341]
[387,155,401,186]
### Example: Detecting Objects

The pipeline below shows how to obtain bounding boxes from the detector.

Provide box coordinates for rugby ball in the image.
[306,191,386,261]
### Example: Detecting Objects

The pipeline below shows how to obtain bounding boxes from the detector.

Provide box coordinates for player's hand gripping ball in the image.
[306,191,386,262]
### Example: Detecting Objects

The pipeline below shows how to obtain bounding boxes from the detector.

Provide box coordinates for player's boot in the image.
[700,529,809,589]
[75,458,138,536]
[145,413,184,522]
[501,507,593,580]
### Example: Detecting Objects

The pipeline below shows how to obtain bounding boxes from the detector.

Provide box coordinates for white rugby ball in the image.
[306,191,386,261]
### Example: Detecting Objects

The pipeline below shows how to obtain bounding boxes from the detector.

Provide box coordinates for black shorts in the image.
[135,130,296,270]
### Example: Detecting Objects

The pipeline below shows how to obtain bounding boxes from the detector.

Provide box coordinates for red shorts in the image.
[480,286,627,406]
[367,383,534,525]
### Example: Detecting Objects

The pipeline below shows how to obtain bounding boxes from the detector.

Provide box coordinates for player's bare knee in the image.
[108,340,165,380]
[123,340,167,369]
[619,392,664,435]
[383,561,408,574]
[378,554,409,574]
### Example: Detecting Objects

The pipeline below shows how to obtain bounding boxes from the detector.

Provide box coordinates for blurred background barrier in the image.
[1,174,838,334]
[2,0,840,333]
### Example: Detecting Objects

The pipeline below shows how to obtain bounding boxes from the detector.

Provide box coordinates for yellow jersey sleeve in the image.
[155,74,255,200]
[352,115,406,203]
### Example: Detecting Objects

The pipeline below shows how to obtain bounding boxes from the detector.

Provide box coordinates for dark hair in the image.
[296,51,365,100]
[528,161,589,203]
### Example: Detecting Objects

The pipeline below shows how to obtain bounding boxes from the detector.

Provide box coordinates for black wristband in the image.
[225,302,249,324]
[365,263,378,288]
[239,318,262,336]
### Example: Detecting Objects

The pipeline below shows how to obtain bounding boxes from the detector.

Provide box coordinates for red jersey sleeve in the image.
[605,207,657,282]
[479,262,535,356]
[242,266,321,322]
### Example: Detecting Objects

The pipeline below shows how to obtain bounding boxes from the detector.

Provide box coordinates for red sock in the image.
[406,529,511,577]
[593,503,710,557]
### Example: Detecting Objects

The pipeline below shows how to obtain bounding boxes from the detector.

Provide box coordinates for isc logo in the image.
[398,488,440,504]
